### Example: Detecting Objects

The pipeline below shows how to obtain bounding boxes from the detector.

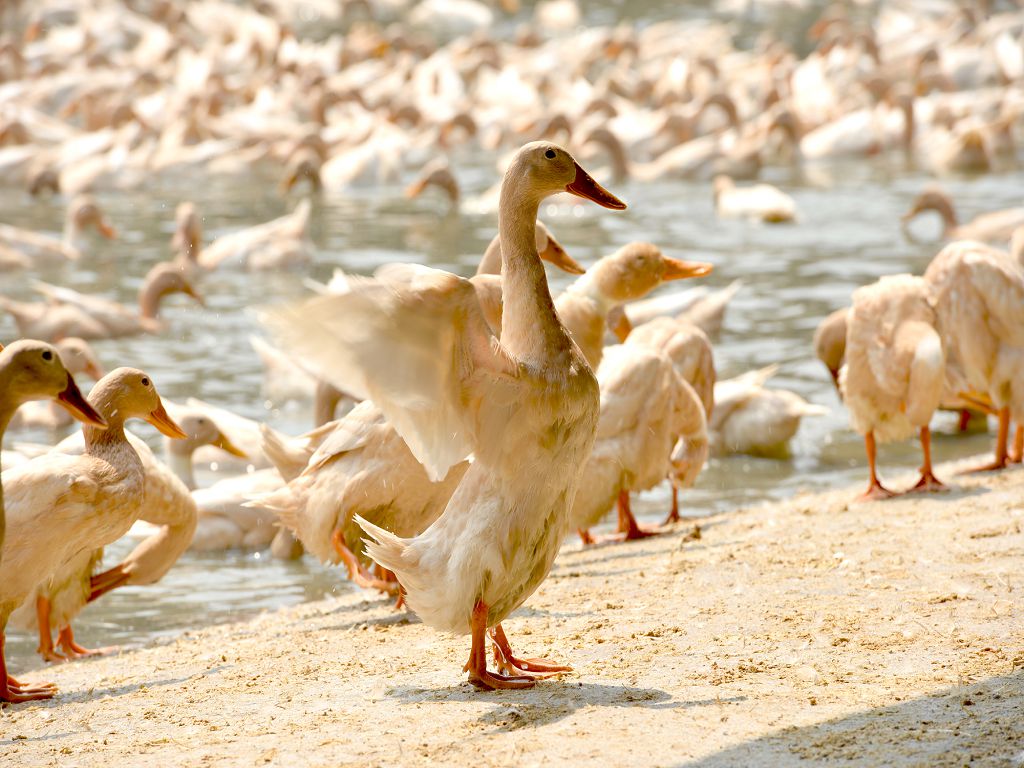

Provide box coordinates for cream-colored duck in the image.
[267,142,625,689]
[15,410,242,662]
[252,401,468,596]
[0,194,116,263]
[0,339,105,702]
[554,242,713,368]
[0,264,203,341]
[173,397,271,472]
[711,366,827,458]
[173,199,314,271]
[713,175,797,223]
[404,159,460,211]
[570,344,707,544]
[475,220,583,276]
[901,187,1024,244]
[0,367,183,701]
[923,241,1024,471]
[8,338,105,431]
[841,274,946,499]
[813,307,849,390]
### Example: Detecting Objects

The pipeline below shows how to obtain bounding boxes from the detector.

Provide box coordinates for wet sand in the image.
[2,455,1022,767]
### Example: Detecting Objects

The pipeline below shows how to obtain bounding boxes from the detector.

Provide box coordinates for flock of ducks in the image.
[1,0,1024,696]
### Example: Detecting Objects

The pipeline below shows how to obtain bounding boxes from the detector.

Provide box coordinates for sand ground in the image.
[1,455,1022,767]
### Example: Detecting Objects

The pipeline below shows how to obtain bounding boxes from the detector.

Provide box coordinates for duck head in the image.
[67,195,117,240]
[590,242,712,305]
[85,368,186,439]
[508,141,626,209]
[901,186,957,237]
[55,337,105,381]
[171,411,247,459]
[0,339,106,428]
[535,221,584,274]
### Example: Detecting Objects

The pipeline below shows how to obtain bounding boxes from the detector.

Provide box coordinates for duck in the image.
[172,199,314,271]
[404,159,460,211]
[841,274,946,499]
[813,307,849,391]
[0,194,116,263]
[0,367,184,701]
[553,242,713,368]
[475,221,583,277]
[0,264,203,341]
[251,401,468,597]
[7,338,105,431]
[923,241,1024,472]
[266,142,626,689]
[609,280,742,341]
[173,397,271,472]
[713,175,797,223]
[901,186,1024,245]
[569,344,707,543]
[711,366,828,457]
[0,339,106,702]
[14,409,241,662]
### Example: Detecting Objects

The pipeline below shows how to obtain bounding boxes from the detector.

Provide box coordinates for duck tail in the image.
[245,483,299,531]
[260,423,311,482]
[354,514,408,578]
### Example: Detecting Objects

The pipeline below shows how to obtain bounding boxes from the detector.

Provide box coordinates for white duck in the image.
[0,367,184,701]
[901,187,1024,245]
[842,274,946,499]
[174,199,314,271]
[0,194,116,263]
[0,339,106,702]
[713,175,797,223]
[923,241,1024,471]
[266,142,625,689]
[711,366,827,457]
[570,344,707,544]
[0,264,203,341]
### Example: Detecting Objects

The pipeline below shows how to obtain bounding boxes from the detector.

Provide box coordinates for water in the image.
[2,26,1019,671]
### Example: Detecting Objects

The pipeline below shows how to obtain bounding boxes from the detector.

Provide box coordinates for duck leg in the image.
[35,596,68,663]
[1,633,56,703]
[331,530,399,596]
[1009,424,1023,464]
[463,600,533,691]
[964,407,1010,473]
[907,427,946,493]
[858,431,895,501]
[613,490,657,541]
[577,528,596,546]
[56,625,113,659]
[489,623,572,679]
[662,485,680,526]
[88,563,131,602]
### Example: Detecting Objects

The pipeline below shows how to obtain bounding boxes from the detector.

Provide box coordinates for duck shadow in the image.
[389,680,745,733]
[674,669,1024,767]
[6,673,196,712]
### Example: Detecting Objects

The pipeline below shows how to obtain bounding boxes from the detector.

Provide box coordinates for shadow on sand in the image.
[678,669,1024,767]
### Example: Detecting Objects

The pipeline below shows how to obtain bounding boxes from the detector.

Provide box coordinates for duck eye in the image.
[544,149,556,159]
[141,377,150,386]
[41,350,53,361]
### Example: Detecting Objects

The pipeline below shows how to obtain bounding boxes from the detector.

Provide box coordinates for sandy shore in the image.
[2,455,1022,767]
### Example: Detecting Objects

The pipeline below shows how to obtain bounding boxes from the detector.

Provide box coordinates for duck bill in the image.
[147,402,188,439]
[96,218,118,239]
[212,430,247,459]
[663,258,713,280]
[539,239,585,275]
[56,373,107,429]
[184,283,206,307]
[565,162,627,210]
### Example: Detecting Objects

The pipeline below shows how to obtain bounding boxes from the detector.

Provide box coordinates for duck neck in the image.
[167,444,197,490]
[83,386,128,453]
[138,280,168,320]
[498,185,564,362]
[476,235,502,275]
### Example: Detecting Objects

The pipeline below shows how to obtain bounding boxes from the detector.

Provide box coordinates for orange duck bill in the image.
[147,402,188,439]
[212,430,247,459]
[56,374,107,429]
[566,162,627,210]
[663,257,713,280]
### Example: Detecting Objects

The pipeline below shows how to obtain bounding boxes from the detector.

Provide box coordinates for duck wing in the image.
[264,263,519,481]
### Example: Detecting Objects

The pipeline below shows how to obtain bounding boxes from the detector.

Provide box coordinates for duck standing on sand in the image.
[0,339,106,702]
[842,275,946,499]
[268,142,626,689]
